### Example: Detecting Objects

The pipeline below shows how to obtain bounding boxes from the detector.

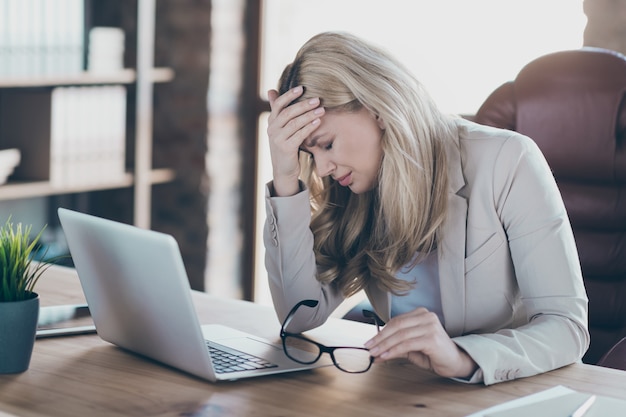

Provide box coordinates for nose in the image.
[314,154,335,178]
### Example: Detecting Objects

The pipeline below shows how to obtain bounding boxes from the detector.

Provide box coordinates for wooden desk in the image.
[1,266,626,417]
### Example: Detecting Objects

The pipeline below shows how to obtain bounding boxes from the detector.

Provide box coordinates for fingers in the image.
[268,86,302,115]
[364,308,477,378]
[267,89,279,106]
[267,87,324,141]
[267,86,325,162]
[276,98,324,148]
[365,308,442,361]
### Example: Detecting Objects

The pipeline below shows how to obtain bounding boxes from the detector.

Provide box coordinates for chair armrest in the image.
[597,337,626,371]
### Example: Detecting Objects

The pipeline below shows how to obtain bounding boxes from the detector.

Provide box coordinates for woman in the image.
[264,31,589,385]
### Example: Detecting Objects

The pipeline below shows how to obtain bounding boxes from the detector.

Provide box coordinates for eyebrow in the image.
[300,133,323,150]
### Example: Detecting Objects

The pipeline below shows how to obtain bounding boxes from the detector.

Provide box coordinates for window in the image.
[260,0,586,114]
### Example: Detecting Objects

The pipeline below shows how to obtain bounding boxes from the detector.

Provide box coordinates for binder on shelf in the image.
[0,2,6,75]
[0,0,86,78]
[0,86,127,187]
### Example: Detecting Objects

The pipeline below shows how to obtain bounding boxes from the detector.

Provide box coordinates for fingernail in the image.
[292,86,302,94]
[308,98,319,106]
[311,119,320,125]
[314,108,324,115]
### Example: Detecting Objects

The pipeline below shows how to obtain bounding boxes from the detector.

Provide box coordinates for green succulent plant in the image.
[0,219,50,302]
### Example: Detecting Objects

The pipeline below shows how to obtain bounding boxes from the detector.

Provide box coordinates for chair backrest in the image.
[475,47,626,365]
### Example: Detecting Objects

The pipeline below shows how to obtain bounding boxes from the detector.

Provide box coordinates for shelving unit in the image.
[0,68,174,88]
[0,0,172,230]
[0,168,175,201]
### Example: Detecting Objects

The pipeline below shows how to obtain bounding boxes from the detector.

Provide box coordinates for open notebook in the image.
[57,208,330,382]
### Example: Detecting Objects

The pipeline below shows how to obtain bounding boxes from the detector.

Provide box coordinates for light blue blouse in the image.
[390,250,445,326]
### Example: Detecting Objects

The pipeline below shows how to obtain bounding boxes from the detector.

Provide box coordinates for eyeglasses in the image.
[280,299,385,373]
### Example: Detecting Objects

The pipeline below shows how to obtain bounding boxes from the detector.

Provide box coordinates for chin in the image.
[348,183,374,194]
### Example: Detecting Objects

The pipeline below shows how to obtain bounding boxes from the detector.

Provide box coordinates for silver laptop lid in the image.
[57,208,215,381]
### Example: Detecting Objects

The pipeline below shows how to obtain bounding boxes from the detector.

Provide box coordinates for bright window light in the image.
[260,0,586,114]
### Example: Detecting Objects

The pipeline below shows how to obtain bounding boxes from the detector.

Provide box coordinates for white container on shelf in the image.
[87,27,125,74]
[0,148,21,185]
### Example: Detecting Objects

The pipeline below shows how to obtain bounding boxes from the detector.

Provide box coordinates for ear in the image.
[375,114,386,130]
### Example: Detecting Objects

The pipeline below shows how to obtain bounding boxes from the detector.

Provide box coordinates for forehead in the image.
[300,113,339,150]
[301,108,376,149]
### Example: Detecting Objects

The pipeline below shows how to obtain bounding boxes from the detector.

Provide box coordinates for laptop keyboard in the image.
[206,341,278,374]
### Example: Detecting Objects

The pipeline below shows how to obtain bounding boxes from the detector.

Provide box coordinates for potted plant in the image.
[0,218,50,374]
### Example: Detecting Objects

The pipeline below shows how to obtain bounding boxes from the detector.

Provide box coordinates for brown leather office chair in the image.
[474,47,626,367]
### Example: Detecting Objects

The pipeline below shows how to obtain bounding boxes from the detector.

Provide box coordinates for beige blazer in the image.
[263,119,589,385]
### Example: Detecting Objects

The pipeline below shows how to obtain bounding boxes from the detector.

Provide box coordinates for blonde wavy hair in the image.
[278,32,458,297]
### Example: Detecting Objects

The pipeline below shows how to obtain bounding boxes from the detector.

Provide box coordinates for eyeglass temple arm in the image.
[282,299,320,333]
[362,309,385,329]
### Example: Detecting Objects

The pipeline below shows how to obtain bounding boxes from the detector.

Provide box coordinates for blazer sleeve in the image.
[263,181,345,332]
[452,134,590,385]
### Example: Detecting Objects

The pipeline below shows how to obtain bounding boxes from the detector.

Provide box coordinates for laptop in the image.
[57,207,329,382]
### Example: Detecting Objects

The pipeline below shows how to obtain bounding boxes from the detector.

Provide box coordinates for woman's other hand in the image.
[267,86,325,196]
[364,307,478,379]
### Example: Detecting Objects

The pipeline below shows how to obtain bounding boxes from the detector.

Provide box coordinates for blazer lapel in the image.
[438,129,468,337]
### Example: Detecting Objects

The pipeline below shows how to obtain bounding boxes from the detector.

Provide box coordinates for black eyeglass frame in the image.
[280,299,384,374]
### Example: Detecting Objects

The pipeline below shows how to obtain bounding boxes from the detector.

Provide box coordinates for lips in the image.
[335,173,352,187]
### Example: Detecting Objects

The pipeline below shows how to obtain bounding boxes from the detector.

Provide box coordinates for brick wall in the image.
[151,1,211,291]
[94,0,211,290]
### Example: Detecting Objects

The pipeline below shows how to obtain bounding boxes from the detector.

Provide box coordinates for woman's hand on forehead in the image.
[267,87,325,196]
